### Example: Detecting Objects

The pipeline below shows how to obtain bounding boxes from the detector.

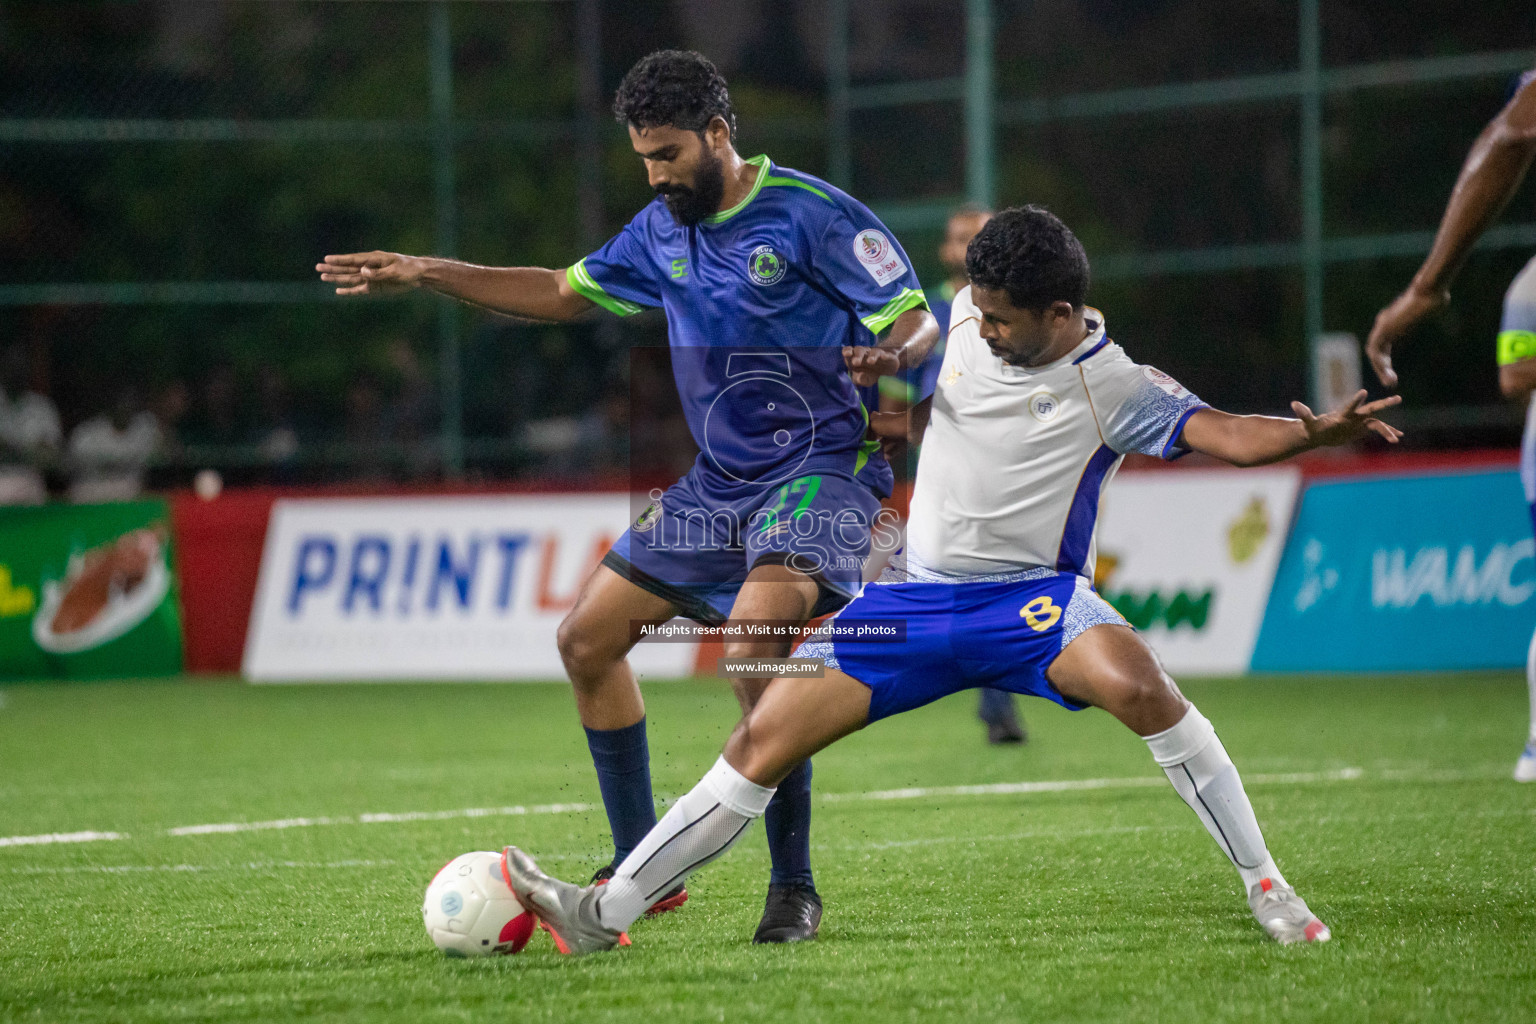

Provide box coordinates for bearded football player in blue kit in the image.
[317,51,938,942]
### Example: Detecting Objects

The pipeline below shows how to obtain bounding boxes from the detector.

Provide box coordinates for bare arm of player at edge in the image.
[315,113,936,383]
[1366,70,1536,387]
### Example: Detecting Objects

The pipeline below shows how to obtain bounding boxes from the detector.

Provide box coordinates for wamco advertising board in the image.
[244,495,698,681]
[1252,470,1532,671]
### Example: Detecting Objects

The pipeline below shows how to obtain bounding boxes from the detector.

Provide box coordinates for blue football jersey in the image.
[566,155,928,497]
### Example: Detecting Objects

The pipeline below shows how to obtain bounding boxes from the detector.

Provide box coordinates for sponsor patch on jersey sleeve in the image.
[854,229,908,287]
[1141,366,1189,398]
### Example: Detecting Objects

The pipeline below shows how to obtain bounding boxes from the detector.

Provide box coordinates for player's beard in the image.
[657,149,726,227]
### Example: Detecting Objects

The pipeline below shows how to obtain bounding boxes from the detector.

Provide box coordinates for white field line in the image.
[167,801,598,837]
[0,764,1500,850]
[169,816,347,836]
[3,858,394,876]
[819,767,1364,803]
[0,830,127,848]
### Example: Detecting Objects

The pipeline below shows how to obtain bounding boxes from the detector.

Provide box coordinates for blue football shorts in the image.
[795,567,1128,722]
[605,466,885,625]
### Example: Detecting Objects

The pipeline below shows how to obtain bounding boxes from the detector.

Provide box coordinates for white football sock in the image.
[1526,626,1536,745]
[1144,705,1287,892]
[597,756,775,932]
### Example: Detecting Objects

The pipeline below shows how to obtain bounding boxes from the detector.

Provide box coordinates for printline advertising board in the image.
[244,495,697,681]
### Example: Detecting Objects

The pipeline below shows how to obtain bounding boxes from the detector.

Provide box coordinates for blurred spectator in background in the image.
[0,343,62,504]
[67,386,160,503]
[254,364,301,480]
[626,351,696,482]
[524,378,630,478]
[147,378,191,486]
[578,380,631,476]
[344,371,389,482]
[184,363,246,453]
[384,340,437,479]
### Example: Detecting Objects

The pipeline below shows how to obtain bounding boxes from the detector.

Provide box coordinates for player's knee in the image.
[556,613,614,686]
[1104,668,1178,716]
[723,704,794,786]
[722,718,770,781]
[1099,666,1155,712]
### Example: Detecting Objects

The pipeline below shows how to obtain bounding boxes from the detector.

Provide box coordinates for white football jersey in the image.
[1502,254,1536,504]
[904,286,1207,580]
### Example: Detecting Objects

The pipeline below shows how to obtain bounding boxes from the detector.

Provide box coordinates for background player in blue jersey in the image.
[865,206,1030,745]
[1365,68,1536,781]
[317,50,939,940]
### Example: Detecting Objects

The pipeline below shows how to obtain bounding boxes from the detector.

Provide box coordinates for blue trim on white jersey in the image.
[1160,403,1209,461]
[1055,443,1119,577]
[1072,338,1110,365]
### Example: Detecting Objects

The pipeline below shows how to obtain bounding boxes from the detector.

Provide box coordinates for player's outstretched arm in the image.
[1180,390,1403,467]
[314,252,594,322]
[1366,74,1536,386]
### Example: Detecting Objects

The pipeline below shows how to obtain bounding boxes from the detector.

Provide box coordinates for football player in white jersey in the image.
[500,206,1402,953]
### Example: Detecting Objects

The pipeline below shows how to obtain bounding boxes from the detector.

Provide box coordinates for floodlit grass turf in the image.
[1,674,1533,1023]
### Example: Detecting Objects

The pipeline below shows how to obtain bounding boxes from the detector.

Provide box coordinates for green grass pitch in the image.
[1,672,1534,1023]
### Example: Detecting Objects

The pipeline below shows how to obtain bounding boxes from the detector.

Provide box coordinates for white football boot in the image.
[1515,742,1536,783]
[500,847,627,956]
[1247,878,1331,945]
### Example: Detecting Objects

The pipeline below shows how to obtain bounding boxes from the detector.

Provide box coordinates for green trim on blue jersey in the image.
[702,155,771,225]
[878,376,918,403]
[860,286,930,336]
[567,259,646,316]
[763,174,832,203]
[854,399,876,477]
[1498,329,1536,366]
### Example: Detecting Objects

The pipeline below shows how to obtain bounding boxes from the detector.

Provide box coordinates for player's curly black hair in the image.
[613,50,736,140]
[964,205,1089,311]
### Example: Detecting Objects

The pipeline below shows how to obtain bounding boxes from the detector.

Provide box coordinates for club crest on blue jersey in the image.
[747,245,787,286]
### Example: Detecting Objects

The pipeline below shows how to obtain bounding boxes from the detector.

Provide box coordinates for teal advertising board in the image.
[1252,470,1531,671]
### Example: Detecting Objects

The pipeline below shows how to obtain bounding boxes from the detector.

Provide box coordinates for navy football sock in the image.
[764,758,815,889]
[584,718,657,865]
[977,687,1017,725]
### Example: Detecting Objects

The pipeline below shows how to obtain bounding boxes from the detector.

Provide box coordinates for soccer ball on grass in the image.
[422,851,535,957]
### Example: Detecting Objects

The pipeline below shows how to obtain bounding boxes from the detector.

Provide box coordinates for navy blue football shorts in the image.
[605,466,885,625]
